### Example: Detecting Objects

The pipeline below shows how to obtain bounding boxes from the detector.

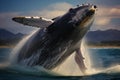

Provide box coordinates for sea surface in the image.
[88,48,120,69]
[0,47,120,80]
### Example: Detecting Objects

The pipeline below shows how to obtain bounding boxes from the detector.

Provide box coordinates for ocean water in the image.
[88,48,120,69]
[0,48,11,63]
[0,47,120,80]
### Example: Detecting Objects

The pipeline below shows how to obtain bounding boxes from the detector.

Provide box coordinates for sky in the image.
[0,0,120,34]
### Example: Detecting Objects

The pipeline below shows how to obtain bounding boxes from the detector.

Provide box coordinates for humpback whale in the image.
[12,4,97,73]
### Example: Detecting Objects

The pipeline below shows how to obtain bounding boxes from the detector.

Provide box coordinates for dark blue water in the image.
[0,48,120,80]
[88,48,120,69]
[0,48,11,62]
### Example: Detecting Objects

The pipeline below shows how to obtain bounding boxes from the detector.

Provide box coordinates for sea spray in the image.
[52,40,88,76]
[52,52,82,76]
[10,29,39,64]
[52,39,102,76]
[81,39,100,75]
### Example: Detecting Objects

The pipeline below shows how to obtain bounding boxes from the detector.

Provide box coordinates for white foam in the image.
[10,29,39,64]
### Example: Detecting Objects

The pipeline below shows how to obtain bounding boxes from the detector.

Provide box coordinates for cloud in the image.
[25,2,73,19]
[92,0,120,6]
[0,12,36,34]
[91,23,120,31]
[0,2,73,33]
[0,2,120,33]
[32,10,66,19]
[97,6,120,18]
[95,18,110,26]
[109,8,120,17]
[48,2,73,11]
[0,12,20,29]
[92,6,120,30]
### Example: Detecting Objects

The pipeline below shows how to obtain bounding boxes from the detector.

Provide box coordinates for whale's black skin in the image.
[16,4,97,71]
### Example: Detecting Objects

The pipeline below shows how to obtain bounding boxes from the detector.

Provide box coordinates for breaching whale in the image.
[12,4,97,73]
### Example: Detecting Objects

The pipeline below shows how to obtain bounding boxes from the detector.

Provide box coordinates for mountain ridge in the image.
[0,28,120,46]
[85,29,120,42]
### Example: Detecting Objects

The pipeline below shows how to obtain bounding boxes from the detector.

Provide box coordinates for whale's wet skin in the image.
[12,4,97,73]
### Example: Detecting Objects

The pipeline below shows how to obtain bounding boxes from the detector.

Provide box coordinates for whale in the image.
[12,4,97,73]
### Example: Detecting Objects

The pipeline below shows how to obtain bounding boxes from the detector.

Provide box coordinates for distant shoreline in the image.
[87,45,120,48]
[0,45,14,48]
[0,45,120,49]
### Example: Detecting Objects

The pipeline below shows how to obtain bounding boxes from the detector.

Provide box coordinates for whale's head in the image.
[47,4,97,40]
[67,4,97,30]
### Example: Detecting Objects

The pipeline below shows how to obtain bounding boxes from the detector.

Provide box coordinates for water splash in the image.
[52,39,101,76]
[52,52,83,76]
[81,39,99,75]
[10,29,39,64]
[52,39,90,76]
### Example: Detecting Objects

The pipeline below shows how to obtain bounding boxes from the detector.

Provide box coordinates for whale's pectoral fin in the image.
[12,16,54,28]
[75,48,87,74]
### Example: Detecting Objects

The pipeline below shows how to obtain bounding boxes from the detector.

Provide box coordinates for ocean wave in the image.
[0,64,120,80]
